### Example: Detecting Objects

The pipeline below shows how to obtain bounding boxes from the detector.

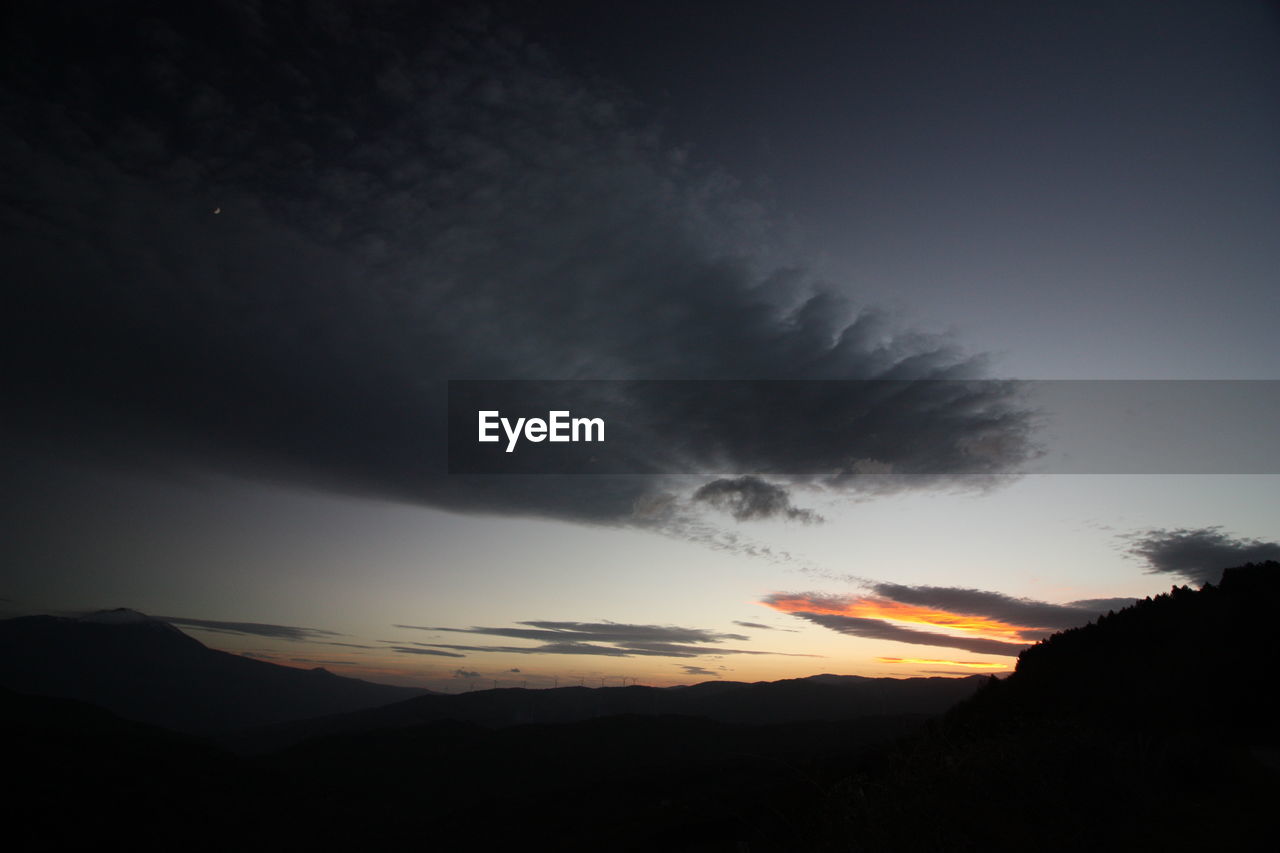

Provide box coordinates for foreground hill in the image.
[0,609,427,733]
[835,561,1280,852]
[231,672,986,752]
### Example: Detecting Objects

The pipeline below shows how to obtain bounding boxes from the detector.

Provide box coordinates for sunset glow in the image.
[764,594,1036,642]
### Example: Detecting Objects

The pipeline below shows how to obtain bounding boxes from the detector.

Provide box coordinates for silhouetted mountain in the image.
[833,562,1280,852]
[2,686,258,848]
[230,672,985,753]
[14,569,1278,850]
[0,609,428,733]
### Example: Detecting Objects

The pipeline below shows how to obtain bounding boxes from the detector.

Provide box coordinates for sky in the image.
[2,0,1278,691]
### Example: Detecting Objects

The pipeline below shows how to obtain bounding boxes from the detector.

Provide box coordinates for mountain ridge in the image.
[0,609,429,733]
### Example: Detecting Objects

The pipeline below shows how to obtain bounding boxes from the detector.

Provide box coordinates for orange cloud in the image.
[876,657,1009,669]
[764,593,1035,642]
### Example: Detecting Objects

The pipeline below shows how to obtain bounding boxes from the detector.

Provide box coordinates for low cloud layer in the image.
[395,619,815,659]
[1124,527,1280,586]
[1,2,1037,528]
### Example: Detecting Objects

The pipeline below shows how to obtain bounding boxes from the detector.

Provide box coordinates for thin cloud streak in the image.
[161,616,343,642]
[399,619,817,659]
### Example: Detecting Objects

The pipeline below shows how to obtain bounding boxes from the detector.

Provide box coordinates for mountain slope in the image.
[834,561,1280,852]
[0,609,427,733]
[229,672,986,753]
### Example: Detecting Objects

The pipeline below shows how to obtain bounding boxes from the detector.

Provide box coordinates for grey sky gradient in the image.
[1,1,1276,687]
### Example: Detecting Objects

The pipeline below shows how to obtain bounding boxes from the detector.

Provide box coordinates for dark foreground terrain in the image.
[6,563,1279,851]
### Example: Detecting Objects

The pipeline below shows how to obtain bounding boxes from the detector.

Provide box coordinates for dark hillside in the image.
[835,562,1280,852]
[0,610,427,733]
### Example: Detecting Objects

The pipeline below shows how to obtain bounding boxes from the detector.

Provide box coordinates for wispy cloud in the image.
[865,582,1136,634]
[397,620,817,659]
[678,665,719,677]
[762,578,1136,658]
[876,657,1009,670]
[388,646,467,658]
[161,616,343,642]
[763,593,1040,642]
[692,476,822,523]
[290,658,355,667]
[785,610,1029,657]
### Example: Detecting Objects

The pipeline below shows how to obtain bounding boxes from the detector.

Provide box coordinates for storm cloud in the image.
[1,2,1037,527]
[1124,527,1280,586]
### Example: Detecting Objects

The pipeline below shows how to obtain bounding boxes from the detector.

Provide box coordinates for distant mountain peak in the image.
[78,608,157,624]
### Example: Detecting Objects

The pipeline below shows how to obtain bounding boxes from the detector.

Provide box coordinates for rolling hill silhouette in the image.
[835,561,1280,852]
[0,609,428,733]
[230,672,986,753]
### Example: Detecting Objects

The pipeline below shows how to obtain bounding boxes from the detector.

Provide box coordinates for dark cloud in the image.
[161,615,342,642]
[1067,597,1145,613]
[693,476,822,523]
[508,668,520,673]
[0,1,1037,526]
[790,611,1029,657]
[732,620,796,631]
[1124,527,1280,586]
[453,669,481,679]
[398,619,813,659]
